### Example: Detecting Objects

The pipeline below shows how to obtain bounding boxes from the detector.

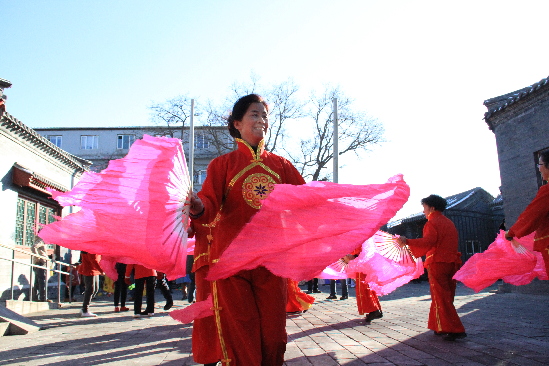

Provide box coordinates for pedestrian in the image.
[505,150,549,276]
[77,251,103,317]
[189,94,305,365]
[156,272,173,310]
[113,262,129,312]
[31,232,48,302]
[396,194,466,341]
[306,278,320,294]
[326,278,348,300]
[125,264,156,318]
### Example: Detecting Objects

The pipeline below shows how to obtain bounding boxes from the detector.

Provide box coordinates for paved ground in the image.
[0,280,548,366]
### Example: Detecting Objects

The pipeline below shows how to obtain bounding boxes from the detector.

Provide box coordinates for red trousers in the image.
[427,262,465,333]
[213,266,287,366]
[355,273,381,315]
[192,266,221,364]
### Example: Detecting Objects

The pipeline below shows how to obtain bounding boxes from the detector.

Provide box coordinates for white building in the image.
[1,79,91,303]
[34,125,233,191]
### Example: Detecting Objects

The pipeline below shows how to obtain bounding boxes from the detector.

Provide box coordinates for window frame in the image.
[117,134,135,150]
[47,135,62,148]
[80,135,99,150]
[15,196,59,249]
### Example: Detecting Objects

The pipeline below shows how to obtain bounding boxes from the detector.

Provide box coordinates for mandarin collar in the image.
[427,210,442,220]
[236,138,266,161]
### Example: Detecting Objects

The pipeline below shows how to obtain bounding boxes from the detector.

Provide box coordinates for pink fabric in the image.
[39,135,191,280]
[318,231,423,295]
[453,231,539,292]
[170,294,214,324]
[207,175,410,282]
[99,256,118,281]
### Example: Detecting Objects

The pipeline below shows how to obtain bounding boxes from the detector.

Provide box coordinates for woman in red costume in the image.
[189,221,222,366]
[396,195,466,341]
[506,150,549,276]
[346,249,383,324]
[189,94,305,366]
[286,279,314,314]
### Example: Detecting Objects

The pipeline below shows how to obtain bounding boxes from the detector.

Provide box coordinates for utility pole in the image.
[332,98,338,183]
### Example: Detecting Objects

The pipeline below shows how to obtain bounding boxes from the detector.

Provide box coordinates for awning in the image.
[12,163,68,195]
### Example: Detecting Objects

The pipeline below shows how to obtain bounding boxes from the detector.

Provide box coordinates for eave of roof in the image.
[0,78,12,88]
[484,75,549,122]
[1,112,92,171]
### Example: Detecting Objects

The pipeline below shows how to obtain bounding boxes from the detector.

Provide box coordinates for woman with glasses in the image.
[505,150,549,277]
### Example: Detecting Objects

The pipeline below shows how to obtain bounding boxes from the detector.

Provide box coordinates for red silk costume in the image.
[507,184,549,276]
[194,138,305,366]
[351,246,381,315]
[190,221,222,364]
[286,279,314,313]
[406,211,465,334]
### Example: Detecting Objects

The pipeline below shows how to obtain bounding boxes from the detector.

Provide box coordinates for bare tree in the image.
[284,86,384,181]
[149,95,194,137]
[149,81,384,183]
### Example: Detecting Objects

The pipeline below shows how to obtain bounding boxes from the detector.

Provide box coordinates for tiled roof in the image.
[387,187,495,228]
[1,112,92,170]
[484,76,549,121]
[0,78,12,88]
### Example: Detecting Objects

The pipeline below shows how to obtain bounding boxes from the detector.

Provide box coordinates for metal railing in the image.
[0,242,76,304]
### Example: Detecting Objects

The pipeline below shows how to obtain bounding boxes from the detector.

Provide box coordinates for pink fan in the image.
[327,258,349,273]
[372,231,417,266]
[39,135,192,280]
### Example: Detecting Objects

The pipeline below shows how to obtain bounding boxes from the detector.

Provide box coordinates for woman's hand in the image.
[395,235,407,247]
[189,192,205,217]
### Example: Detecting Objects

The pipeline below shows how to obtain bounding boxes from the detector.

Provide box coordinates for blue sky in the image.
[3,0,549,219]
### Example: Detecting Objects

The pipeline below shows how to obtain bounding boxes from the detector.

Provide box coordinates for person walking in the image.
[113,262,129,312]
[125,264,157,318]
[78,251,103,317]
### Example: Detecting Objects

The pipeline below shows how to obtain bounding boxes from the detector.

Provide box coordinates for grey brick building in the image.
[484,76,549,227]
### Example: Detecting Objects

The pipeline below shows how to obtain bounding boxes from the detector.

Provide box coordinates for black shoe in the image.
[164,300,173,311]
[365,310,383,323]
[313,289,321,293]
[326,295,337,300]
[340,295,348,300]
[443,332,467,341]
[305,290,313,294]
[434,331,447,336]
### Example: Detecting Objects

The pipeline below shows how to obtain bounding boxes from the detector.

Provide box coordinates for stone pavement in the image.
[0,280,548,366]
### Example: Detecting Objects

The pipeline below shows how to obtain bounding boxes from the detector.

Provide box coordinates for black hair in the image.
[227,94,269,139]
[539,150,549,168]
[421,194,447,212]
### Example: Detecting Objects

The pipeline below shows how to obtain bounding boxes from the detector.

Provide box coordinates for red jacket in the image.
[407,211,461,267]
[77,252,102,276]
[125,264,157,280]
[194,138,305,263]
[508,184,549,252]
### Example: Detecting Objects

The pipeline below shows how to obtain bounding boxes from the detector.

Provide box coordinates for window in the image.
[15,197,58,248]
[48,135,62,148]
[117,134,135,149]
[81,135,98,150]
[465,240,481,256]
[195,133,209,149]
[194,170,207,185]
